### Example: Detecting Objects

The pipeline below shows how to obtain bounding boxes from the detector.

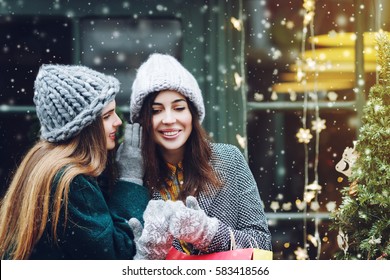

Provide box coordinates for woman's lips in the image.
[160,129,181,138]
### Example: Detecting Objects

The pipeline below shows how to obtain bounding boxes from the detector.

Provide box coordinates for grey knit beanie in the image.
[33,64,120,142]
[130,53,205,123]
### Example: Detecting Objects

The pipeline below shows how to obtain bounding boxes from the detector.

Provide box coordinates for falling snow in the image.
[0,0,382,261]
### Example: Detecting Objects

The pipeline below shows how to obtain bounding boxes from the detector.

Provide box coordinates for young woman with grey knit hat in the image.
[125,53,272,260]
[0,64,148,259]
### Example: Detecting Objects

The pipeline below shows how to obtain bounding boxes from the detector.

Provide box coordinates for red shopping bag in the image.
[165,246,273,260]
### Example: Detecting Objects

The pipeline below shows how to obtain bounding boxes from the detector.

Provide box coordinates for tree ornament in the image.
[368,235,382,245]
[376,253,388,260]
[348,180,358,197]
[337,229,349,256]
[335,141,358,177]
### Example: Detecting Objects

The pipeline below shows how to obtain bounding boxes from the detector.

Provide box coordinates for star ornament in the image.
[294,247,309,260]
[296,128,313,144]
[311,118,326,132]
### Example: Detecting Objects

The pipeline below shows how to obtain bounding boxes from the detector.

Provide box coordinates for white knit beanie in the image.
[130,53,205,123]
[33,64,120,142]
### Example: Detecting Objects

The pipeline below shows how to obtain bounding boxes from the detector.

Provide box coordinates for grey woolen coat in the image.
[153,142,272,254]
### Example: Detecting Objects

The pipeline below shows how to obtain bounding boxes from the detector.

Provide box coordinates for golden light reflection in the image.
[309,31,390,47]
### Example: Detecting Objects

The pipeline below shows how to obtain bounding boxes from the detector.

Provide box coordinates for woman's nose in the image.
[161,111,176,124]
[114,113,123,127]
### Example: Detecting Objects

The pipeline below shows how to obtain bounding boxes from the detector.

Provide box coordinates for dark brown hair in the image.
[136,91,221,200]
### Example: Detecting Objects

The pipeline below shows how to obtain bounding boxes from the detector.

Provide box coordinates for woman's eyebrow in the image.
[172,98,187,104]
[153,99,187,105]
[102,109,115,115]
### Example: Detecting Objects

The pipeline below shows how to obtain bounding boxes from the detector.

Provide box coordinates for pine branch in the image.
[332,31,390,260]
[375,32,390,86]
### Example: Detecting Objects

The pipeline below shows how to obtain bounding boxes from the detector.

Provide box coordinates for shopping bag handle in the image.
[229,229,260,250]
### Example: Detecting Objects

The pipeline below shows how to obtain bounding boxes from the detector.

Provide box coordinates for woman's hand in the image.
[128,200,175,260]
[169,196,219,250]
[116,123,143,185]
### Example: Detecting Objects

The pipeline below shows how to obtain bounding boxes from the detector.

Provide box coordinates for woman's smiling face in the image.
[151,90,193,164]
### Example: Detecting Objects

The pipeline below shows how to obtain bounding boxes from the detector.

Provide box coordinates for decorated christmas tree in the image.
[332,32,390,260]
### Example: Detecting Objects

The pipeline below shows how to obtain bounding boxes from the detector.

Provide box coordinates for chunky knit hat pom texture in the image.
[34,64,119,142]
[130,53,205,123]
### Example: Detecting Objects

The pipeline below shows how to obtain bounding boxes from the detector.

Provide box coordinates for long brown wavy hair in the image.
[136,91,221,200]
[0,118,114,259]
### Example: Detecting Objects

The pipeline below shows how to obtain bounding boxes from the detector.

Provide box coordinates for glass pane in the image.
[79,17,182,107]
[0,16,73,106]
[0,16,72,196]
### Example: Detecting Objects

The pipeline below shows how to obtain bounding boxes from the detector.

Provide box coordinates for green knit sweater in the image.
[29,174,149,259]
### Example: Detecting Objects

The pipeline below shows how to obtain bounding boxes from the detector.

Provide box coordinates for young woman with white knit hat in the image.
[126,53,272,260]
[0,64,148,259]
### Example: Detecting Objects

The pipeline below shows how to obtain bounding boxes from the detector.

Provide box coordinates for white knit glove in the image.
[116,123,143,185]
[168,196,219,250]
[128,200,174,260]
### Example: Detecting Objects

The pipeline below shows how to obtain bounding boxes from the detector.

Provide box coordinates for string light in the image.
[236,134,246,149]
[296,128,313,144]
[232,0,247,155]
[234,72,243,89]
[297,0,324,260]
[230,17,242,31]
[311,118,326,133]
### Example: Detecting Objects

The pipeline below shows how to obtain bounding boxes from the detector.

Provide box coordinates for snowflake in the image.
[294,247,308,260]
[311,118,326,132]
[296,128,313,144]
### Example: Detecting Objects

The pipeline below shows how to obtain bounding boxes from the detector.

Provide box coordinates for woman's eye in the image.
[175,107,185,111]
[152,109,161,114]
